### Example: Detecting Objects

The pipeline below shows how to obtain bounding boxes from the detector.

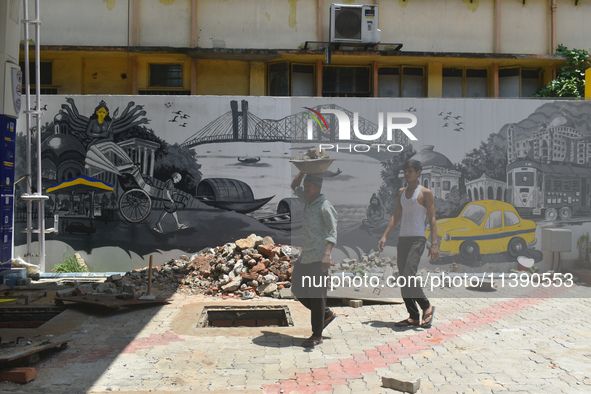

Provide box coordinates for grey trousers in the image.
[397,236,430,320]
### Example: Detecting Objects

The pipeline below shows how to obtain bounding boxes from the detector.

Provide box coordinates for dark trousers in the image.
[397,236,430,321]
[291,261,332,337]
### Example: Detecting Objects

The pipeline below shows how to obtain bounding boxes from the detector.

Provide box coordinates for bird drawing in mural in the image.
[454,127,464,132]
[172,110,183,115]
[165,102,172,108]
[455,121,463,126]
[438,112,444,116]
[405,107,417,112]
[169,116,178,122]
[179,123,187,127]
[442,123,449,128]
[453,115,462,120]
[181,114,190,119]
[443,115,451,120]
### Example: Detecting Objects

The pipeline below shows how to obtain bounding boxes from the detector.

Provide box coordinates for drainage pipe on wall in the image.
[550,0,557,54]
[317,0,323,42]
[494,0,501,53]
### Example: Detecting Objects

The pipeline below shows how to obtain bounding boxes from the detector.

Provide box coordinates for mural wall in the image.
[13,96,591,273]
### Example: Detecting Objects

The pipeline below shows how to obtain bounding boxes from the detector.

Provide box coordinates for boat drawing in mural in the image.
[257,198,302,231]
[237,156,261,164]
[196,178,273,214]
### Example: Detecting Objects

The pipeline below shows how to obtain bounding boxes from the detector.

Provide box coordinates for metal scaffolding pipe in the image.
[22,0,45,271]
[34,0,44,273]
[23,0,32,263]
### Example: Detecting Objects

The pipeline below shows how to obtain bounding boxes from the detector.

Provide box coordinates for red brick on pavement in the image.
[0,367,36,383]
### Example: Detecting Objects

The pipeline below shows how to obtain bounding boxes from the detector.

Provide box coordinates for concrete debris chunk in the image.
[74,253,88,271]
[381,375,420,393]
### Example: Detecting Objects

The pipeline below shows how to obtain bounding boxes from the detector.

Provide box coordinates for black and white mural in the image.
[13,96,591,272]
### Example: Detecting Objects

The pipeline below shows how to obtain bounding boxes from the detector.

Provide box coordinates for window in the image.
[515,172,534,186]
[461,204,487,226]
[140,64,189,95]
[323,66,370,97]
[378,67,424,97]
[521,69,540,97]
[442,68,463,97]
[499,68,540,97]
[402,67,424,97]
[504,211,520,227]
[378,68,400,97]
[149,64,183,88]
[443,68,488,97]
[268,62,289,96]
[292,64,314,96]
[139,90,190,95]
[484,211,502,229]
[268,62,315,96]
[19,61,56,94]
[466,69,488,97]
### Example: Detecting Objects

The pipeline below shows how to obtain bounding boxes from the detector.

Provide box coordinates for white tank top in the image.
[400,185,427,237]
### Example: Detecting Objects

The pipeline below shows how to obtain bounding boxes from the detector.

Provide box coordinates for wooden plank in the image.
[55,294,172,308]
[328,286,402,304]
[0,339,70,363]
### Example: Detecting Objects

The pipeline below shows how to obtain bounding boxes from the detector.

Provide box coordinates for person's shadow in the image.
[252,331,333,351]
[363,320,420,331]
[251,331,299,348]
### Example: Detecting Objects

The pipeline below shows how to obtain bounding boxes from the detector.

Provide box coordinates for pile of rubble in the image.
[120,234,298,299]
[291,147,331,160]
[332,251,398,277]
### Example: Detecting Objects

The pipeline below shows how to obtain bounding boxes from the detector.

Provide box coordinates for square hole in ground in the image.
[0,307,65,329]
[198,305,294,328]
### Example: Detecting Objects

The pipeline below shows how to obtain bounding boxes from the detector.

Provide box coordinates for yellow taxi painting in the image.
[426,200,536,262]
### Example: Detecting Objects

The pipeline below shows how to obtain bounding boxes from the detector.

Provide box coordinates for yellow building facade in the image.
[21,0,590,98]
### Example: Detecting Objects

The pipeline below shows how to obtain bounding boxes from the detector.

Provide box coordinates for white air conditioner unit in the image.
[329,4,381,44]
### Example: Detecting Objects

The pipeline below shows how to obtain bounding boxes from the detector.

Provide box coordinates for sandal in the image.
[323,312,337,329]
[394,319,420,327]
[421,306,435,328]
[301,338,323,347]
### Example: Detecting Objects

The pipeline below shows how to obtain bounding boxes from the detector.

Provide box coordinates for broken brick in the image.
[0,367,36,383]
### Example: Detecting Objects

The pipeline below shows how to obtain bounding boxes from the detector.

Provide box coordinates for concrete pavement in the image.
[1,282,591,393]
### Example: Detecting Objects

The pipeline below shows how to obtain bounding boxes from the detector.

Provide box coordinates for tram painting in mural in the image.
[427,101,591,266]
[12,96,591,270]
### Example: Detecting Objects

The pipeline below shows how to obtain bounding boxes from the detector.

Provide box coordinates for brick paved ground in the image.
[1,282,590,393]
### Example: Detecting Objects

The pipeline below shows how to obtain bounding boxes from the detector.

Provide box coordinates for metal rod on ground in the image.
[148,255,152,294]
[139,255,156,300]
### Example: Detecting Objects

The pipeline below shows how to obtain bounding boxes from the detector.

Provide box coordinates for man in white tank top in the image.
[378,160,439,328]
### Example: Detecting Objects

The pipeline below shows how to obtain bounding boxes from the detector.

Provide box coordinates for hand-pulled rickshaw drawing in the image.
[85,141,187,223]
